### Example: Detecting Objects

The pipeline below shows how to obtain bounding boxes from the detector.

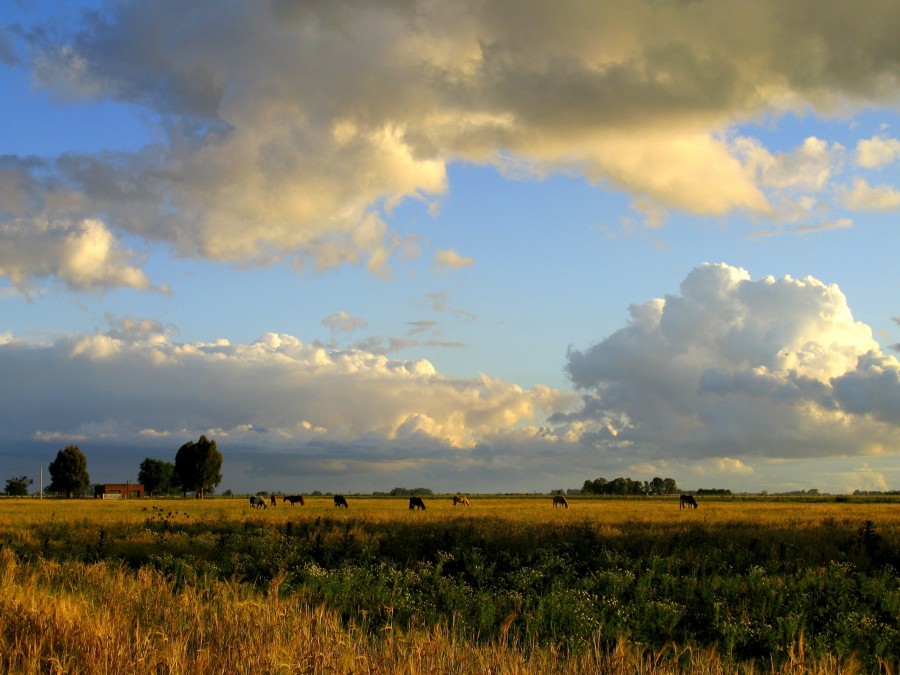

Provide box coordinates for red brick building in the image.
[94,483,145,499]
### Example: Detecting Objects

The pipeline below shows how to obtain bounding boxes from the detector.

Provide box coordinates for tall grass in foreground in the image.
[0,497,898,672]
[0,549,870,674]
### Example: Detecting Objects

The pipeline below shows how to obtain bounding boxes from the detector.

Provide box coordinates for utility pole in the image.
[39,464,43,499]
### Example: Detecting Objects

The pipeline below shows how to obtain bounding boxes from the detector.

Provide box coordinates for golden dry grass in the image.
[0,495,896,673]
[3,493,898,524]
[0,548,871,675]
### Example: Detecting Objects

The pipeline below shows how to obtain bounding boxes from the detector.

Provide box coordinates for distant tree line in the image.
[0,436,224,499]
[387,487,434,497]
[580,476,680,496]
[696,488,732,496]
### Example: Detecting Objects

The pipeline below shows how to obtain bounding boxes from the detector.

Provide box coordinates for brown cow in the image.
[284,495,305,506]
[452,495,470,507]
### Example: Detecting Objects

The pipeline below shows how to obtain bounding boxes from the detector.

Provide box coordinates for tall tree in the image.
[5,475,33,496]
[662,478,679,495]
[48,446,90,498]
[138,458,175,496]
[173,436,222,498]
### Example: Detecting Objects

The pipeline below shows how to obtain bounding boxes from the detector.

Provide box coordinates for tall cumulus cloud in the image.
[4,0,900,288]
[561,263,900,467]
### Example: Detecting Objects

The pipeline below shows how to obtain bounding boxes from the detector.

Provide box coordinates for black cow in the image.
[249,495,267,510]
[284,495,305,506]
[552,495,568,509]
[680,494,698,509]
[334,494,349,508]
[409,496,426,510]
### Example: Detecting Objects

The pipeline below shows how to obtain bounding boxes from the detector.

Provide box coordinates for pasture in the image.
[0,495,898,673]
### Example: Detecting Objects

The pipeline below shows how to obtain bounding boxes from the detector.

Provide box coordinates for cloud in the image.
[562,263,900,464]
[0,324,577,472]
[407,320,438,336]
[434,249,474,269]
[844,178,900,210]
[751,218,853,239]
[737,136,843,192]
[426,291,476,321]
[322,311,367,335]
[834,466,890,493]
[712,457,755,475]
[0,24,17,65]
[0,217,154,292]
[6,0,900,287]
[856,135,900,168]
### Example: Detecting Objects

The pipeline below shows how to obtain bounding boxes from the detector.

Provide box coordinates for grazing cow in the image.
[284,495,305,506]
[552,495,569,509]
[270,494,277,507]
[680,494,698,510]
[409,496,426,510]
[452,495,470,507]
[334,494,349,508]
[249,495,267,510]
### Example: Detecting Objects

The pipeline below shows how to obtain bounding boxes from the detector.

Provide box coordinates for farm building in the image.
[94,483,145,499]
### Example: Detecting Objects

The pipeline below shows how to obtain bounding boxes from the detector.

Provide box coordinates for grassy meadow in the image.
[0,494,898,673]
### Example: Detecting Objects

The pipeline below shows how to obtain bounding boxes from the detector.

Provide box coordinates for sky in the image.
[2,0,900,495]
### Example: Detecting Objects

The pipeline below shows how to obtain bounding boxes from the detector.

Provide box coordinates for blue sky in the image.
[2,0,900,495]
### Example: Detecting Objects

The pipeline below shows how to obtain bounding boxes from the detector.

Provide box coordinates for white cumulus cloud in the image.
[561,263,900,464]
[844,178,900,211]
[856,135,900,168]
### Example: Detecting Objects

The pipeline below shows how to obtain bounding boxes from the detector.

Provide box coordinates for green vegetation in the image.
[173,435,222,498]
[382,486,435,496]
[3,475,33,496]
[581,476,679,495]
[47,445,90,498]
[138,457,177,496]
[0,497,897,672]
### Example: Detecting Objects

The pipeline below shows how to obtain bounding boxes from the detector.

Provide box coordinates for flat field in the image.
[0,495,898,673]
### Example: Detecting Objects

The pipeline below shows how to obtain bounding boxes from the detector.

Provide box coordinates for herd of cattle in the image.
[249,493,700,510]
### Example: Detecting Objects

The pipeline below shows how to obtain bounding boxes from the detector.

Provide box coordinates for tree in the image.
[173,436,222,498]
[48,446,90,498]
[5,475,33,496]
[662,478,679,495]
[138,458,175,496]
[389,487,433,497]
